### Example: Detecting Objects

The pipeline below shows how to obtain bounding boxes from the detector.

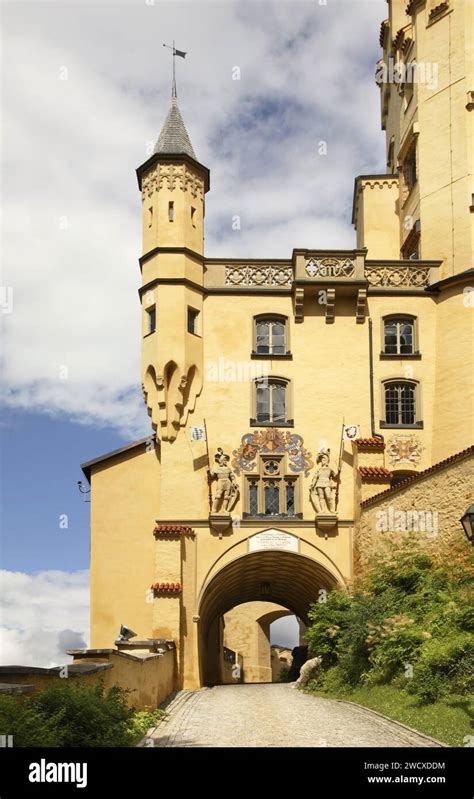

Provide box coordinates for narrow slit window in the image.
[191,206,196,227]
[187,307,199,335]
[146,306,156,334]
[168,201,174,222]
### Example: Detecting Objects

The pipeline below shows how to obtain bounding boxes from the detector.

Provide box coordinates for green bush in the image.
[277,665,291,683]
[0,679,164,747]
[305,539,474,705]
[408,633,474,702]
[32,680,136,747]
[0,694,63,747]
[127,708,165,743]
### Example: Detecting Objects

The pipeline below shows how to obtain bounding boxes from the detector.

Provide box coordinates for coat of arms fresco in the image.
[231,429,314,476]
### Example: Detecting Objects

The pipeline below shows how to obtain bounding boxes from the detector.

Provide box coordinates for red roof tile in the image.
[359,466,392,479]
[151,582,182,594]
[355,438,385,450]
[153,525,195,537]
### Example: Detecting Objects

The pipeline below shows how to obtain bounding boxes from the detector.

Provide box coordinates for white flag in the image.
[343,425,360,441]
[189,426,206,443]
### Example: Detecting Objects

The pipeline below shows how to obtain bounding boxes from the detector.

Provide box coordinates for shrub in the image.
[408,633,474,702]
[277,665,291,683]
[305,539,474,704]
[31,680,137,747]
[0,694,63,747]
[127,708,165,743]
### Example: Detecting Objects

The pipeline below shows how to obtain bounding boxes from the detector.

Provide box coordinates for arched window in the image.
[253,378,291,425]
[383,316,417,355]
[253,315,288,356]
[382,380,421,427]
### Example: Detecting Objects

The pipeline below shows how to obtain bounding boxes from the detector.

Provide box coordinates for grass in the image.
[306,684,473,747]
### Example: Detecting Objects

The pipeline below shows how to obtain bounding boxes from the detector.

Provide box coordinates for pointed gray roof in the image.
[153,95,196,159]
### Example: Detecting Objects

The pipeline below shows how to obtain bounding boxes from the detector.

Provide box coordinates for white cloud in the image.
[0,570,89,668]
[1,0,385,436]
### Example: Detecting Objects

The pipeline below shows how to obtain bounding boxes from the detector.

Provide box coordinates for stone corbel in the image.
[294,287,305,323]
[315,513,338,538]
[325,288,336,323]
[209,513,232,538]
[356,288,367,323]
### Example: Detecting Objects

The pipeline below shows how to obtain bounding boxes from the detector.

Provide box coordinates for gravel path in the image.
[145,684,443,748]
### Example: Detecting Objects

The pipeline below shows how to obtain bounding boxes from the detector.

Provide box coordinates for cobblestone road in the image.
[146,684,442,747]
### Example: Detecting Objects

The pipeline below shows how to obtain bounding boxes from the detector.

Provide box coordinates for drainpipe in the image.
[368,318,384,443]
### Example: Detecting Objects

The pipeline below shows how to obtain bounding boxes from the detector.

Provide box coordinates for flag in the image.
[174,48,187,58]
[343,425,360,441]
[189,426,206,442]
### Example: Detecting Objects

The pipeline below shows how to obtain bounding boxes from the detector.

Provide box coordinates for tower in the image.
[136,85,210,441]
[356,0,474,277]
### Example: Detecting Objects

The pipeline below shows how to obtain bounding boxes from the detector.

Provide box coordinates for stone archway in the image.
[197,549,340,686]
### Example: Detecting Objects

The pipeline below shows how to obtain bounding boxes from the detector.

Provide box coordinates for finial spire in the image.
[163,40,187,100]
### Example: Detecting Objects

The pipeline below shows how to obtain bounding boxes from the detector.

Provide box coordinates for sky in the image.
[0,0,386,665]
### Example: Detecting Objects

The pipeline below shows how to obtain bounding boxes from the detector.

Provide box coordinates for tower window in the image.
[381,381,422,428]
[383,318,416,355]
[148,206,153,228]
[145,306,156,335]
[251,377,292,426]
[168,201,174,222]
[191,206,196,227]
[187,307,199,335]
[253,315,289,356]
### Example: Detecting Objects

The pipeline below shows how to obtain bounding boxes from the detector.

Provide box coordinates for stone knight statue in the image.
[209,448,238,513]
[310,450,339,513]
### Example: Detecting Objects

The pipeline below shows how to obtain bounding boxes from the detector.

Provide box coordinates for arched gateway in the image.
[197,544,342,686]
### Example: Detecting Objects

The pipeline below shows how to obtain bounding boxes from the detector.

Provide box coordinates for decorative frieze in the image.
[141,164,204,200]
[305,257,355,279]
[365,265,430,287]
[225,264,293,287]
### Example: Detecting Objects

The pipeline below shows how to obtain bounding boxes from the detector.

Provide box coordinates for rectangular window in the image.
[146,306,156,334]
[187,307,199,335]
[255,318,286,355]
[285,481,295,515]
[191,206,196,227]
[384,319,415,355]
[255,379,289,425]
[249,481,258,516]
[384,382,416,425]
[168,201,174,222]
[148,206,153,228]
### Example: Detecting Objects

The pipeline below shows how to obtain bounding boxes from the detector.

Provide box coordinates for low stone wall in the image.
[0,644,177,710]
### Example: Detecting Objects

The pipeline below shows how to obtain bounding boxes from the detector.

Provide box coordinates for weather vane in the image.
[162,40,187,97]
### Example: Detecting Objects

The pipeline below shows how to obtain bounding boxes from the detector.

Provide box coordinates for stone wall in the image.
[0,646,177,710]
[355,449,473,574]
